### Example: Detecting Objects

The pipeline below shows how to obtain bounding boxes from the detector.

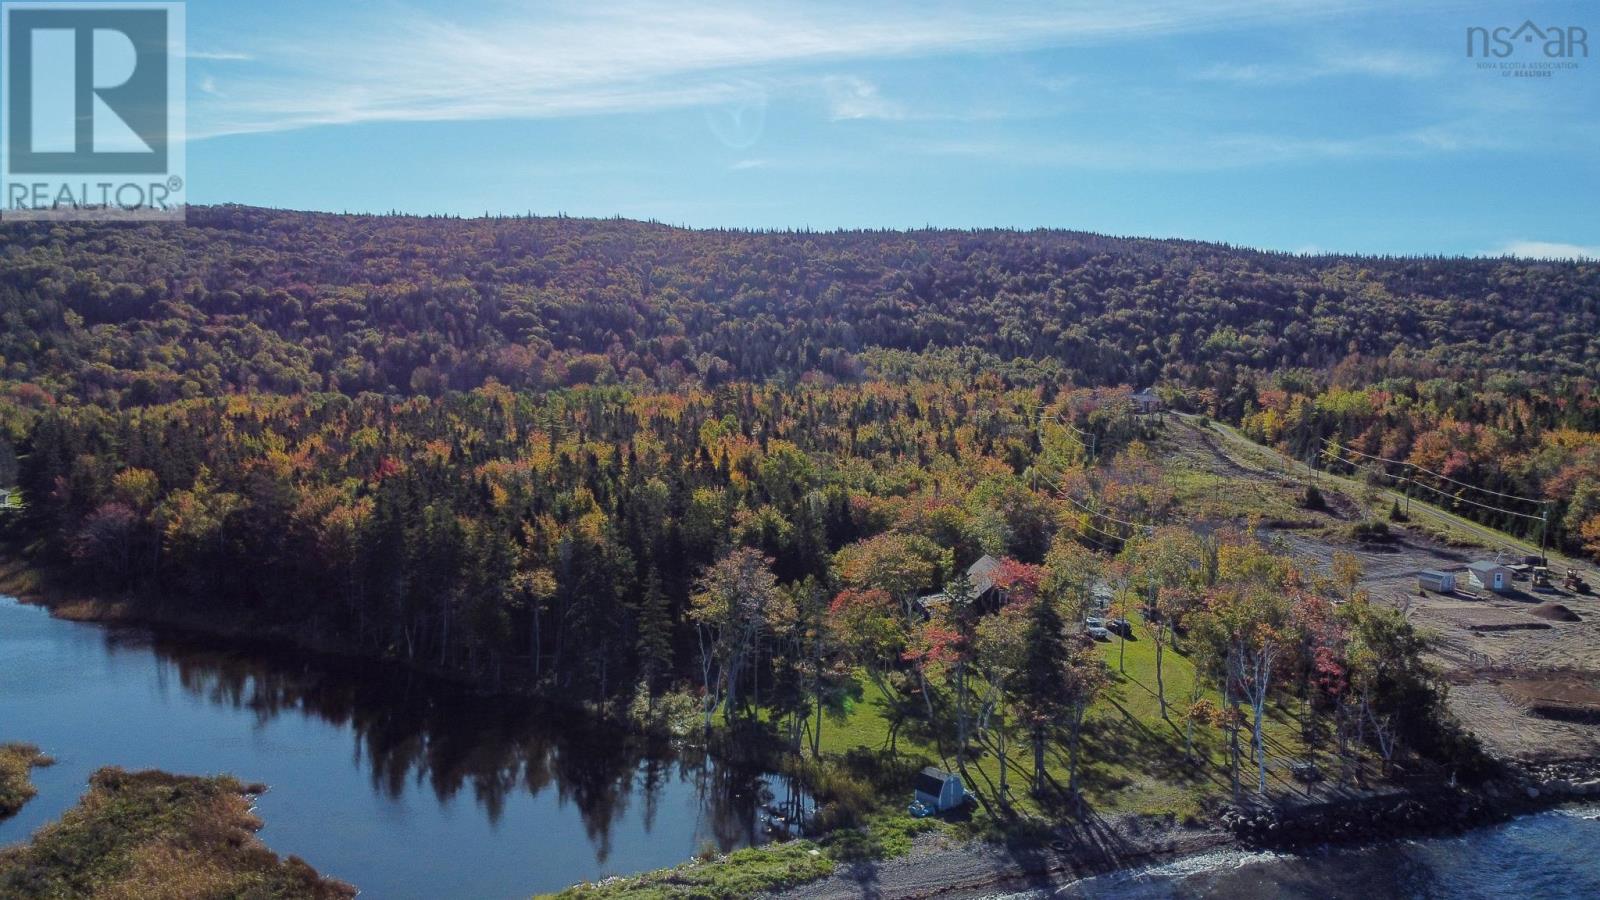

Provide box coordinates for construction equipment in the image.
[1532,567,1552,589]
[1564,569,1591,594]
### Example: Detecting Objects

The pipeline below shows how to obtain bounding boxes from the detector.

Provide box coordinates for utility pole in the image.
[1539,502,1549,567]
[1403,465,1413,518]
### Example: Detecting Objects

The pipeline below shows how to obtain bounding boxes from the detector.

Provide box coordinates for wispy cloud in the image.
[189,0,1385,139]
[914,119,1510,171]
[1494,240,1600,260]
[1196,47,1443,83]
[821,76,903,121]
[186,49,254,61]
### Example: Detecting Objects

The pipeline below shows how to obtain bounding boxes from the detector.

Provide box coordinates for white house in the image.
[1467,561,1512,594]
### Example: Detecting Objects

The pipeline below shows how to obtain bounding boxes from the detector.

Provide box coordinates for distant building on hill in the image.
[1131,387,1163,414]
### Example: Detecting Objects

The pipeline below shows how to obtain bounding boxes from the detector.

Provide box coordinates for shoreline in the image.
[9,555,1600,900]
[780,784,1600,900]
[0,556,709,759]
[0,553,597,705]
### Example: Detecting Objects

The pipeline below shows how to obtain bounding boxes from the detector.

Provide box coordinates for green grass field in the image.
[812,618,1322,824]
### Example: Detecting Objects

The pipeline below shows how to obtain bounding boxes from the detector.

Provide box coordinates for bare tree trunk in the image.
[1225,666,1241,803]
[997,718,1009,801]
[1154,628,1166,718]
[812,688,824,758]
[1253,695,1268,795]
[919,667,942,757]
[1033,730,1047,794]
[955,664,969,767]
[1068,704,1085,806]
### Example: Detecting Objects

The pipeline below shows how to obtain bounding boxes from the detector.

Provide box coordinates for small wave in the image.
[1046,847,1289,897]
[1550,803,1600,820]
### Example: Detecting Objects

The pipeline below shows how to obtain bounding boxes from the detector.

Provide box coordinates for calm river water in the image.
[0,595,793,898]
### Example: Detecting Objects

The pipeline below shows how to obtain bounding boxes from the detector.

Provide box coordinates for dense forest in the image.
[2,208,1596,557]
[0,208,1595,408]
[0,209,1596,738]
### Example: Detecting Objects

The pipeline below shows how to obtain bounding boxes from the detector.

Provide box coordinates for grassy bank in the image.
[0,767,355,899]
[553,615,1329,898]
[549,815,949,900]
[0,555,131,624]
[0,743,53,820]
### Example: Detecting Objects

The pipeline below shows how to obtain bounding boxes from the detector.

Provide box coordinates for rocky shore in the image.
[781,758,1600,899]
[1221,757,1600,850]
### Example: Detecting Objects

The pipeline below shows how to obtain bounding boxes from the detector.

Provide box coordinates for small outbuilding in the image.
[1467,561,1513,594]
[1418,570,1456,593]
[911,767,967,814]
[1131,387,1163,415]
[917,555,1006,616]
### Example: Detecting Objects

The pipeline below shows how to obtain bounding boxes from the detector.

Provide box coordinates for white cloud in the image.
[186,49,254,61]
[914,120,1509,171]
[1197,47,1442,83]
[821,76,903,120]
[188,0,1386,139]
[1494,241,1600,260]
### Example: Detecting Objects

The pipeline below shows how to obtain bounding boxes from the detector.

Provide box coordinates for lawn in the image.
[811,618,1323,823]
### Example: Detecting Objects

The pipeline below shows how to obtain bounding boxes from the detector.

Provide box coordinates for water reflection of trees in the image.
[128,632,768,862]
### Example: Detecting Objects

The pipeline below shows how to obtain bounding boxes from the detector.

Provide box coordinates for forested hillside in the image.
[2,208,1599,708]
[2,206,1597,408]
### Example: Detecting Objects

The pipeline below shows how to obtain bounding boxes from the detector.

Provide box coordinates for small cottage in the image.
[912,767,966,813]
[1467,561,1512,594]
[1417,570,1456,593]
[917,555,1006,615]
[1131,388,1163,415]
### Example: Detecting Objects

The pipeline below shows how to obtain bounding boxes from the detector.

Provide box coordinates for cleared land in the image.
[1164,414,1600,765]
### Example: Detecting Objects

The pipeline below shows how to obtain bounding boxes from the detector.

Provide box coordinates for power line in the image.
[1033,407,1099,464]
[1323,439,1542,507]
[1037,412,1096,443]
[1032,465,1155,539]
[1320,445,1544,522]
[1395,473,1545,521]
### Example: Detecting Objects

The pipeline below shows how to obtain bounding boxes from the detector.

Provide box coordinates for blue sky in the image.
[179,0,1599,257]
